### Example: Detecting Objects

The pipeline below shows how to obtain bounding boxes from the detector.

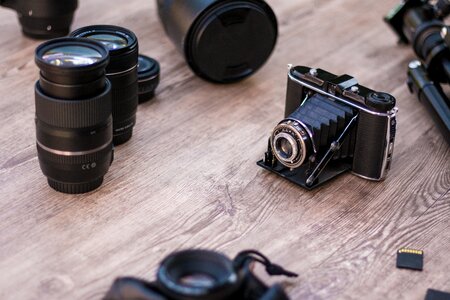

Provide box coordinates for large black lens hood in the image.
[157,0,278,83]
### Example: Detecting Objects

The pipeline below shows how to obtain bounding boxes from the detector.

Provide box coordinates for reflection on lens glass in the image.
[279,138,293,158]
[42,46,103,67]
[138,56,153,73]
[86,33,128,50]
[179,273,216,288]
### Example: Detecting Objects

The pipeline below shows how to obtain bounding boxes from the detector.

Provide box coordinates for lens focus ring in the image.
[35,80,112,128]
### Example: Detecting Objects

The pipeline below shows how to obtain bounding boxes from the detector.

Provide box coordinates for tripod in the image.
[385,0,450,145]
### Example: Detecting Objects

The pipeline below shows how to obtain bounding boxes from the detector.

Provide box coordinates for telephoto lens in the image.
[157,0,278,83]
[0,0,78,39]
[35,38,113,194]
[71,25,139,145]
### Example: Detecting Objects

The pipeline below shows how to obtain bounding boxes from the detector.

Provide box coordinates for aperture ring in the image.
[35,80,112,128]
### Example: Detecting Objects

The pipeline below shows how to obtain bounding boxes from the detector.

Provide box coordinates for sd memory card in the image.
[396,248,424,271]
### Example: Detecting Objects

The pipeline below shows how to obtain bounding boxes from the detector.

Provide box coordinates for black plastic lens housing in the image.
[157,250,241,300]
[1,0,78,39]
[70,25,139,145]
[157,0,278,83]
[35,38,113,194]
[138,55,160,103]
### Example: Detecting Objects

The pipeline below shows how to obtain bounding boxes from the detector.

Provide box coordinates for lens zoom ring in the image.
[35,81,112,129]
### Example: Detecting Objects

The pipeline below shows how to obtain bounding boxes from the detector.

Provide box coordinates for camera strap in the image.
[234,250,298,278]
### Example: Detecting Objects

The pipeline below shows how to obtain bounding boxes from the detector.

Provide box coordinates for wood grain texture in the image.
[0,0,449,299]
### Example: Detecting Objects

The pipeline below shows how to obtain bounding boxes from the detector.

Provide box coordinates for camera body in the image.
[258,65,398,189]
[1,0,78,39]
[104,249,293,300]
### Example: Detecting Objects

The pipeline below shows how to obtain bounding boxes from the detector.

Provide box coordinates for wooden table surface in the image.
[0,0,449,299]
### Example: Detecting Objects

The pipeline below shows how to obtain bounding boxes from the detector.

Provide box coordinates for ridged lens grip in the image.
[35,81,112,129]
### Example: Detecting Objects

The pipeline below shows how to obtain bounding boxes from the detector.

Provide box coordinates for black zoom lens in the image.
[70,25,139,145]
[35,38,113,194]
[1,0,78,39]
[157,250,241,300]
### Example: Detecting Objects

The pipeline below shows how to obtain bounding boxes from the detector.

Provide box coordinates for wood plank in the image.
[0,0,449,299]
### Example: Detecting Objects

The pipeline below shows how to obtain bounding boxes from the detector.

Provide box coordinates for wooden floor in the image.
[0,0,449,299]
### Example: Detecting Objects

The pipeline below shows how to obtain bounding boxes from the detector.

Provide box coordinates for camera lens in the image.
[137,55,160,103]
[271,121,313,169]
[157,250,241,300]
[35,38,113,194]
[157,0,278,83]
[71,25,139,145]
[1,0,78,39]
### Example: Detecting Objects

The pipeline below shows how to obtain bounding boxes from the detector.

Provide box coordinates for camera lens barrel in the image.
[70,25,139,145]
[157,250,241,300]
[157,0,278,83]
[1,0,78,39]
[35,38,113,194]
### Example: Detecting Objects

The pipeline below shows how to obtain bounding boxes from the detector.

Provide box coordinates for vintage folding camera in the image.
[258,65,398,189]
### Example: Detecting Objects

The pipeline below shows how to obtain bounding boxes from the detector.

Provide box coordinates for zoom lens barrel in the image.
[71,25,139,145]
[35,38,113,194]
[1,0,78,39]
[157,0,278,83]
[157,250,241,300]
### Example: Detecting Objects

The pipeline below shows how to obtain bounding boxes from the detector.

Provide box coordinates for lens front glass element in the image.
[273,132,298,163]
[85,33,129,50]
[179,273,216,288]
[42,45,103,67]
[277,137,294,159]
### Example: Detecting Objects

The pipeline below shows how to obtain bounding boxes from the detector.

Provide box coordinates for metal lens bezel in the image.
[273,132,299,163]
[271,121,309,169]
[83,32,130,51]
[41,45,104,67]
[71,25,137,55]
[36,38,109,71]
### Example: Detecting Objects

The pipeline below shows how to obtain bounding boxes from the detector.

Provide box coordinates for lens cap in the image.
[186,1,278,83]
[137,55,160,103]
